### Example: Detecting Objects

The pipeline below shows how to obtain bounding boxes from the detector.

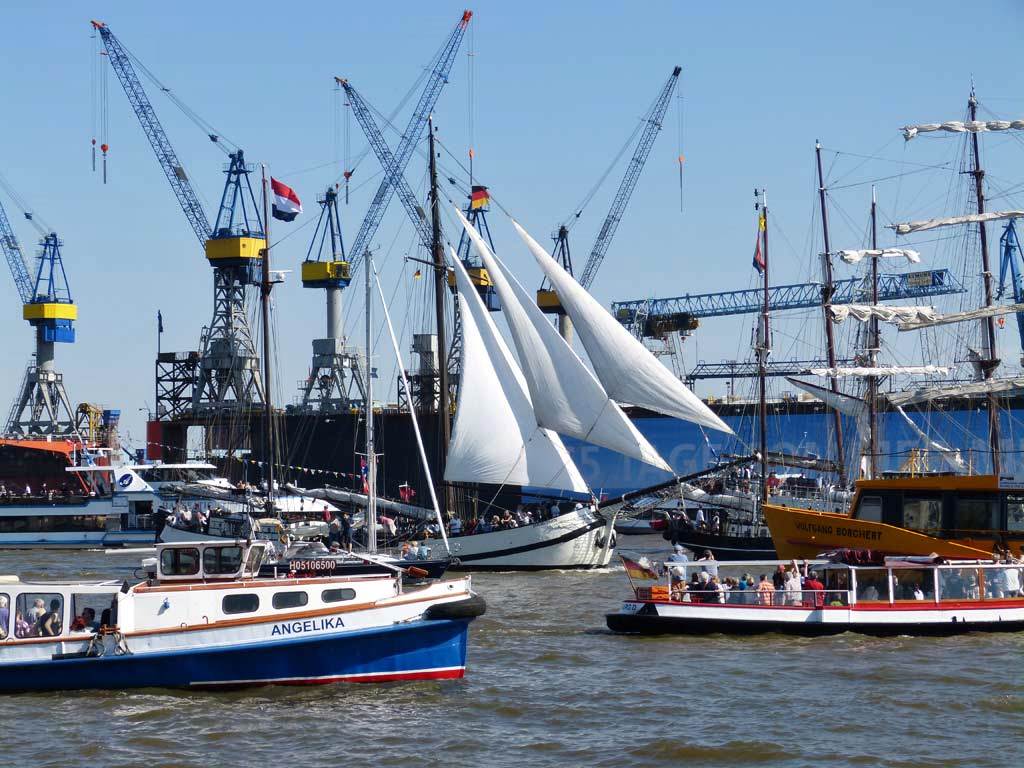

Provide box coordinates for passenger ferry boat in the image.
[606,554,1024,636]
[0,539,484,691]
[763,473,1024,560]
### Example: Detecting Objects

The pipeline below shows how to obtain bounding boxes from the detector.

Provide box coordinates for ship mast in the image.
[427,116,452,508]
[365,251,377,553]
[867,187,880,479]
[259,167,276,515]
[968,89,1001,476]
[757,189,770,508]
[815,141,848,486]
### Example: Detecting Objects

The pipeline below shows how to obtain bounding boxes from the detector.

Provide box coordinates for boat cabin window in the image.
[71,593,118,632]
[0,593,8,639]
[858,496,882,523]
[203,546,244,576]
[15,593,64,638]
[953,499,999,534]
[272,591,308,610]
[321,588,356,603]
[160,547,201,577]
[890,568,933,601]
[222,594,260,615]
[854,568,888,603]
[1007,496,1024,532]
[938,568,981,601]
[902,497,941,533]
[245,546,266,574]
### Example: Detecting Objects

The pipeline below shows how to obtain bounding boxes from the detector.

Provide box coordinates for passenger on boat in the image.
[802,571,826,609]
[688,573,703,603]
[465,516,478,535]
[0,596,8,639]
[27,598,45,623]
[671,580,689,602]
[1000,563,1022,597]
[15,611,31,637]
[499,510,517,529]
[784,567,802,606]
[37,599,62,637]
[756,574,775,606]
[697,550,718,578]
[340,513,353,552]
[450,516,463,536]
[772,564,787,605]
[549,502,561,518]
[70,608,98,632]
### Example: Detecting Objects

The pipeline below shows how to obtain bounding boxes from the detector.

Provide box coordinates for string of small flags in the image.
[143,440,367,483]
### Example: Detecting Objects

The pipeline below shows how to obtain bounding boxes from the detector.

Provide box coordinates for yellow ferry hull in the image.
[762,503,995,560]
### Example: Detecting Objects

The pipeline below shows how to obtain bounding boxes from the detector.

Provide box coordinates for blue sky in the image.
[1,1,1022,450]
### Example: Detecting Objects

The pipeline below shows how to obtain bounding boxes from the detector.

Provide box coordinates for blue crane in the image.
[344,10,472,274]
[336,78,434,254]
[613,268,965,337]
[91,21,212,247]
[997,220,1024,356]
[0,180,78,435]
[577,66,681,291]
[539,66,680,318]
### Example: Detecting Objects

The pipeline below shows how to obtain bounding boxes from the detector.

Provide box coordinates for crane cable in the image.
[0,171,51,238]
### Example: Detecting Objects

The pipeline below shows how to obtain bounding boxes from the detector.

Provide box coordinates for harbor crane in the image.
[538,66,681,341]
[996,220,1024,364]
[92,20,266,417]
[0,182,79,436]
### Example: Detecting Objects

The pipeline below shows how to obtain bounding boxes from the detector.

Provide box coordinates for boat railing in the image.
[637,584,852,608]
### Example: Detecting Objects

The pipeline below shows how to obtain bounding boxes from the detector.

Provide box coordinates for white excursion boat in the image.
[606,554,1024,636]
[0,538,484,692]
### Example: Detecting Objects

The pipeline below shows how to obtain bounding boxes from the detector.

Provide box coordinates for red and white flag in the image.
[271,178,302,222]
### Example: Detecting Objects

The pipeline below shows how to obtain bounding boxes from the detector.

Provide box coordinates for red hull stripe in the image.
[192,666,465,687]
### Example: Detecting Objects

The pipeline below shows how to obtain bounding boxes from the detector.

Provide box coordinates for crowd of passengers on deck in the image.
[660,548,1024,605]
[0,593,116,640]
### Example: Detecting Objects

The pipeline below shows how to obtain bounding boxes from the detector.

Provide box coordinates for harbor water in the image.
[1,538,1020,767]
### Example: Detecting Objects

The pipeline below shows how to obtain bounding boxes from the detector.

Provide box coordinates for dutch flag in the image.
[271,178,302,222]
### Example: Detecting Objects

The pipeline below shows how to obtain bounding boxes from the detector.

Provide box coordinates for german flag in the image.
[470,185,490,210]
[621,555,660,581]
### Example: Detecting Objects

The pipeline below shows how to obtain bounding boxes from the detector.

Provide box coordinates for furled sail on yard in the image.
[838,248,920,264]
[892,211,1024,235]
[902,119,1024,140]
[897,302,1024,332]
[510,218,732,435]
[886,375,1024,407]
[444,251,589,493]
[830,304,937,325]
[453,207,672,472]
[807,365,950,377]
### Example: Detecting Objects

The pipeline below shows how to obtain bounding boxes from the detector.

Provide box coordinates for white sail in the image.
[893,211,1024,235]
[445,251,589,493]
[510,218,733,435]
[886,375,1024,407]
[830,304,937,325]
[893,406,965,472]
[902,119,1024,141]
[897,302,1024,331]
[807,365,950,377]
[786,377,870,455]
[838,248,920,264]
[452,207,672,472]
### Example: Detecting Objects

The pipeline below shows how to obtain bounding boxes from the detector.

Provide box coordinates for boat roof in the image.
[855,474,999,493]
[67,462,218,473]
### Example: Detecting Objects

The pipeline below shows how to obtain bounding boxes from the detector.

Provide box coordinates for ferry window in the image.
[859,496,882,523]
[71,593,117,632]
[854,569,888,602]
[160,547,200,576]
[321,588,356,603]
[1008,498,1024,532]
[15,593,64,638]
[0,593,8,639]
[272,591,308,610]
[940,568,982,601]
[890,568,932,601]
[954,499,998,533]
[222,593,259,614]
[902,498,941,532]
[203,546,244,575]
